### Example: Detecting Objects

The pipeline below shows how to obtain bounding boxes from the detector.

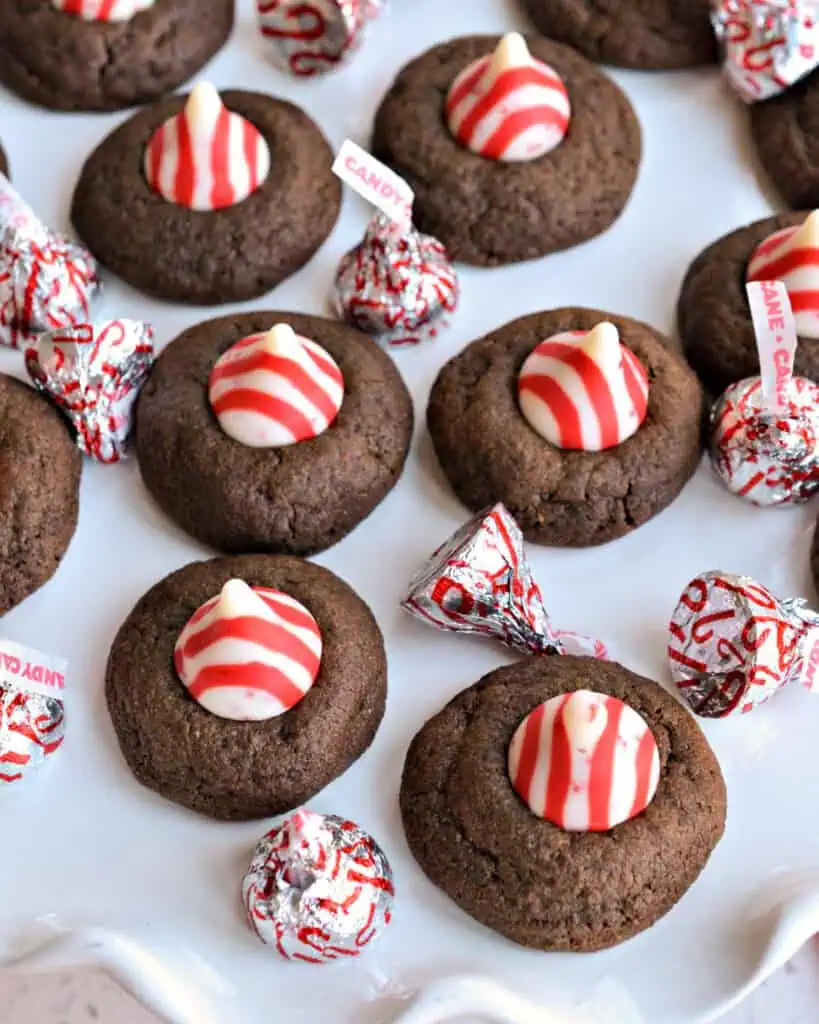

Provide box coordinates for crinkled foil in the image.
[242,811,394,962]
[711,0,819,102]
[0,173,100,349]
[0,687,64,784]
[709,375,819,506]
[333,212,459,346]
[256,0,384,76]
[403,504,607,658]
[669,570,819,717]
[25,320,155,464]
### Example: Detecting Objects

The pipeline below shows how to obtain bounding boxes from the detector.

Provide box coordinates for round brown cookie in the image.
[371,35,641,267]
[518,0,717,70]
[136,312,413,556]
[677,212,819,395]
[0,0,233,112]
[72,90,341,304]
[106,555,387,821]
[751,71,819,209]
[401,656,726,951]
[427,308,705,547]
[0,374,81,615]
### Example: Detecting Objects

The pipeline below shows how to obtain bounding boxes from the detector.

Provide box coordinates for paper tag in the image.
[800,630,819,692]
[332,140,413,228]
[746,280,797,415]
[0,639,67,700]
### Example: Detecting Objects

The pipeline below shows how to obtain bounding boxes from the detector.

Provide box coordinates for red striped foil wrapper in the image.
[669,570,819,717]
[25,320,155,464]
[402,504,607,659]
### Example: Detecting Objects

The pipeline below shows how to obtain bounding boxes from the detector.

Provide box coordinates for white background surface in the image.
[1,0,819,1021]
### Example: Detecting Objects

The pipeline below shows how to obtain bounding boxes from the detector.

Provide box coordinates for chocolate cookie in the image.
[518,0,717,70]
[106,555,387,821]
[371,35,641,267]
[750,72,819,209]
[135,312,413,556]
[428,308,705,547]
[0,0,233,112]
[0,142,8,178]
[72,90,341,304]
[0,374,81,615]
[401,656,726,951]
[677,212,819,394]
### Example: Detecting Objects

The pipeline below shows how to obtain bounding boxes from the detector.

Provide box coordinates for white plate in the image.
[1,1,818,1021]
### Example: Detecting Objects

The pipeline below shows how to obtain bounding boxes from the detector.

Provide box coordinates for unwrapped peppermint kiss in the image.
[256,0,383,77]
[242,809,394,962]
[712,0,819,102]
[208,324,344,448]
[518,322,649,451]
[403,504,607,659]
[747,211,819,339]
[669,570,819,717]
[51,0,154,20]
[334,212,459,346]
[174,579,322,721]
[144,82,270,212]
[508,690,660,831]
[446,33,570,162]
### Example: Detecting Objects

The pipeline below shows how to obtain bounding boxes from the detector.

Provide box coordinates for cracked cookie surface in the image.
[0,375,81,615]
[427,308,705,547]
[371,35,641,267]
[0,0,233,112]
[750,72,819,210]
[400,656,726,951]
[72,90,341,304]
[135,312,414,557]
[106,555,387,821]
[518,0,716,70]
[677,212,819,395]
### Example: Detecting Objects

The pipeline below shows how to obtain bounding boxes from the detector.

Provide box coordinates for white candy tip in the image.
[564,690,608,743]
[583,322,622,371]
[186,82,222,123]
[262,323,300,355]
[488,32,531,78]
[797,209,819,241]
[218,578,256,615]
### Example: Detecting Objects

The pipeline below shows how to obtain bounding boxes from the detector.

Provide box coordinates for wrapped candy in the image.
[333,211,459,347]
[0,173,99,349]
[402,504,607,659]
[711,0,819,102]
[669,570,819,717]
[0,639,67,784]
[25,320,155,464]
[242,810,394,962]
[710,279,819,505]
[255,0,383,76]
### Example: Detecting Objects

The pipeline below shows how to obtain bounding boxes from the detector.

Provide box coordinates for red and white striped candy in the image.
[208,324,344,448]
[747,211,819,340]
[174,579,322,721]
[508,690,660,832]
[51,0,153,20]
[517,322,649,451]
[144,82,270,212]
[445,33,570,163]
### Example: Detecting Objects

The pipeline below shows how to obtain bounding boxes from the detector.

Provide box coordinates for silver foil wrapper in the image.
[709,375,819,506]
[242,810,394,962]
[403,504,607,659]
[0,173,100,349]
[256,0,384,76]
[0,687,64,784]
[711,0,819,102]
[25,319,155,464]
[669,570,819,717]
[333,212,459,346]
